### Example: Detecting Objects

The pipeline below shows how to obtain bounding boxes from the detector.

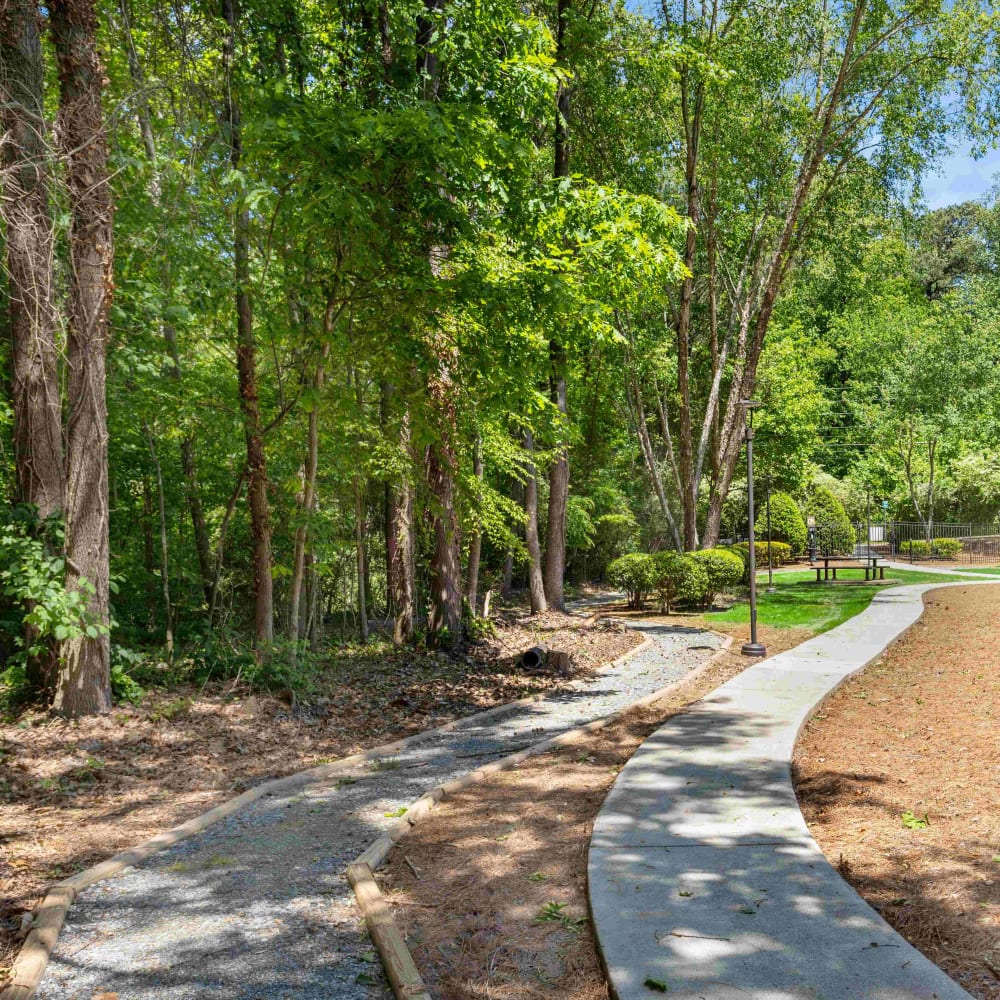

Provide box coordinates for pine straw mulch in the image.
[795,583,1000,999]
[378,619,810,1000]
[0,610,640,979]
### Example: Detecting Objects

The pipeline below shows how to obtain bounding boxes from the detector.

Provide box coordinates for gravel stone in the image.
[38,620,721,1000]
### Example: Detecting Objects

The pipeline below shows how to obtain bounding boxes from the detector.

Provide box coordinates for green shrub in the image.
[900,539,930,559]
[691,548,744,607]
[930,537,962,558]
[676,556,709,609]
[729,541,791,581]
[804,486,854,556]
[767,493,807,555]
[651,551,685,612]
[607,553,656,609]
[770,541,792,566]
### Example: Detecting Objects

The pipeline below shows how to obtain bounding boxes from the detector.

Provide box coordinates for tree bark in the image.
[1,0,64,522]
[523,431,547,613]
[354,477,369,643]
[425,405,462,642]
[146,426,173,657]
[543,0,572,609]
[465,434,483,616]
[141,478,156,630]
[418,0,462,645]
[1,0,66,693]
[222,0,273,650]
[389,410,415,646]
[49,0,112,717]
[289,344,326,645]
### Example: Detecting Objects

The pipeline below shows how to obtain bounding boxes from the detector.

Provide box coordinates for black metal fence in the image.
[849,521,1000,565]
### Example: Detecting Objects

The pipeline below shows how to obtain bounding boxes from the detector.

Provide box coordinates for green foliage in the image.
[767,493,807,555]
[690,548,744,608]
[729,541,793,582]
[803,486,854,556]
[109,645,146,704]
[606,553,656,609]
[651,550,686,612]
[590,513,640,579]
[675,557,709,609]
[930,538,962,558]
[0,507,107,668]
[901,539,930,559]
[901,810,930,830]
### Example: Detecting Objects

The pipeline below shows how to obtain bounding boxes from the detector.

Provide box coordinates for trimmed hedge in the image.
[651,551,708,612]
[804,485,854,555]
[931,537,963,558]
[729,541,793,581]
[691,548,744,607]
[767,492,807,555]
[651,551,684,613]
[900,539,930,558]
[607,553,656,609]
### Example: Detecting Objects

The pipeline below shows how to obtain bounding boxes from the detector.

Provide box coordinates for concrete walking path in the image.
[588,580,996,1000]
[35,622,723,1000]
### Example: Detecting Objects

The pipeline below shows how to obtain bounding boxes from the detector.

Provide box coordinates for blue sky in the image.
[920,143,1000,208]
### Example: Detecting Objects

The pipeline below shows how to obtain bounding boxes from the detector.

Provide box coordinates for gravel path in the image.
[38,620,723,1000]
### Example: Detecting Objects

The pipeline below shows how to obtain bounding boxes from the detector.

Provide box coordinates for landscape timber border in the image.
[347,632,736,1000]
[2,614,694,1000]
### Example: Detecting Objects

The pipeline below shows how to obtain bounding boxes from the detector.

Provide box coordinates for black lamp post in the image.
[741,400,766,657]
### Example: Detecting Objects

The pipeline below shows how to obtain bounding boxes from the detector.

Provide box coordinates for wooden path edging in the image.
[347,633,736,1000]
[0,624,653,1000]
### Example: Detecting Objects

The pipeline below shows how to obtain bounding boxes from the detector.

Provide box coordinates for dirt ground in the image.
[0,611,639,974]
[379,619,809,999]
[795,584,1000,999]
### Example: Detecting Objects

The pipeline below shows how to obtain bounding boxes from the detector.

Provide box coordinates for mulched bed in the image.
[795,584,1000,999]
[0,611,639,977]
[378,620,809,999]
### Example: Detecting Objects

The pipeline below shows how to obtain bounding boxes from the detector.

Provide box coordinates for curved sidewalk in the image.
[588,581,994,1000]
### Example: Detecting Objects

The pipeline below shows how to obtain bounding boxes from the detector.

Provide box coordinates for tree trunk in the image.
[523,431,547,613]
[146,426,173,657]
[208,467,246,628]
[289,345,326,644]
[465,434,483,616]
[49,0,112,717]
[222,0,273,650]
[426,427,462,643]
[544,0,571,610]
[502,550,514,600]
[354,477,369,643]
[388,404,415,646]
[1,0,64,522]
[1,0,66,693]
[142,478,156,631]
[544,355,569,611]
[418,0,462,646]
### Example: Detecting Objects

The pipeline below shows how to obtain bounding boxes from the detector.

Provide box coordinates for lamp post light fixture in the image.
[741,400,766,658]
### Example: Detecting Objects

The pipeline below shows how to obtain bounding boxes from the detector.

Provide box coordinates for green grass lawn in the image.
[706,568,977,635]
[932,565,1000,575]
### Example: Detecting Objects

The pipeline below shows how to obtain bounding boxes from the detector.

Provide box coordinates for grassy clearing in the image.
[706,568,972,634]
[927,564,1000,575]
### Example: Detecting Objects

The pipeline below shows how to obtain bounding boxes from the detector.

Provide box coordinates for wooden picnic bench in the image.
[812,555,885,582]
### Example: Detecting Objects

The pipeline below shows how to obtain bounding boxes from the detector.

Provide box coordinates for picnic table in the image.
[812,554,885,582]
